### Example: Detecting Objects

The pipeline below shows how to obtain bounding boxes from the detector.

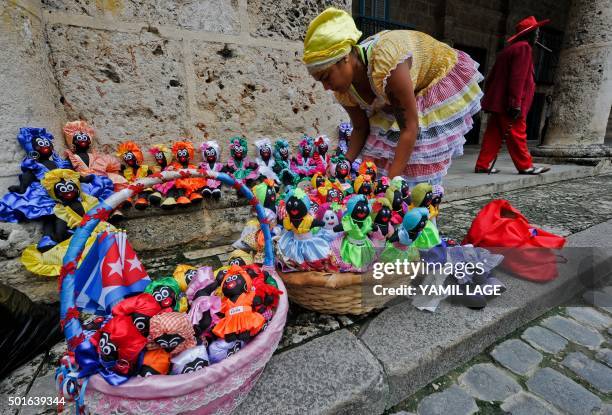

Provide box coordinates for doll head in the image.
[298,136,314,158]
[358,161,377,180]
[18,127,56,160]
[401,208,429,241]
[228,249,253,267]
[139,349,171,376]
[229,136,248,161]
[255,138,273,161]
[284,188,311,221]
[94,315,147,368]
[273,139,290,161]
[354,174,374,197]
[63,121,94,152]
[384,186,404,213]
[173,264,197,292]
[148,144,172,169]
[326,185,344,204]
[375,177,390,195]
[111,293,161,337]
[200,140,220,164]
[338,122,352,142]
[144,277,181,311]
[311,172,326,189]
[331,156,351,181]
[347,194,370,222]
[186,266,217,301]
[41,169,81,204]
[370,197,393,226]
[171,345,210,375]
[391,176,411,205]
[117,141,144,168]
[431,184,444,208]
[172,141,195,166]
[221,264,253,302]
[147,312,196,356]
[316,202,342,229]
[214,265,231,286]
[411,183,433,208]
[253,179,277,211]
[314,135,329,157]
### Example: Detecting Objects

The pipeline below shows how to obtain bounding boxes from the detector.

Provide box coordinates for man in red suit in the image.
[475,16,551,175]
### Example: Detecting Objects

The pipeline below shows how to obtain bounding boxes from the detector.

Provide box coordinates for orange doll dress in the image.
[170,142,207,197]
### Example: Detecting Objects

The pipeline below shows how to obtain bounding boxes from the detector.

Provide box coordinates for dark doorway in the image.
[454,44,487,145]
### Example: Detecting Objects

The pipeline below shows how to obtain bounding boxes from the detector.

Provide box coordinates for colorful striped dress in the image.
[334,30,483,185]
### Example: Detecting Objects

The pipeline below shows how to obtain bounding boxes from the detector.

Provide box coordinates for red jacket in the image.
[481,40,535,118]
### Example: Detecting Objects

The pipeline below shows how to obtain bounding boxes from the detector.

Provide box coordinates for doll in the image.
[172,264,198,293]
[138,349,171,377]
[391,176,411,206]
[309,173,333,205]
[408,183,434,211]
[272,139,299,187]
[227,249,254,267]
[171,345,210,374]
[353,174,375,198]
[313,134,331,171]
[313,202,343,242]
[169,141,205,205]
[0,128,111,223]
[62,121,124,198]
[20,169,113,277]
[187,295,222,344]
[144,277,184,312]
[111,292,162,337]
[379,208,428,264]
[290,135,324,178]
[147,312,197,356]
[254,137,280,184]
[328,155,353,194]
[199,140,223,200]
[430,184,444,221]
[358,160,377,181]
[330,195,376,272]
[252,271,283,323]
[212,265,265,342]
[90,315,147,376]
[116,141,153,210]
[222,136,259,191]
[186,266,218,302]
[375,176,390,196]
[368,197,395,249]
[337,121,352,156]
[208,339,245,364]
[277,188,332,271]
[148,144,177,208]
[384,186,407,225]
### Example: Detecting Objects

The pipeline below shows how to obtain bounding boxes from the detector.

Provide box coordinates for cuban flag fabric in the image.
[75,230,151,314]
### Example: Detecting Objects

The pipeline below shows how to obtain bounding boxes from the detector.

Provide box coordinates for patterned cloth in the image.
[334,30,483,186]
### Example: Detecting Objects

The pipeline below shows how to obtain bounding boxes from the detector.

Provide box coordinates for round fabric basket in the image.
[278,269,411,315]
[57,168,288,415]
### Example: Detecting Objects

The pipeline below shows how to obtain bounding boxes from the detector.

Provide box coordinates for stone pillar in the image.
[0,0,66,190]
[533,0,612,164]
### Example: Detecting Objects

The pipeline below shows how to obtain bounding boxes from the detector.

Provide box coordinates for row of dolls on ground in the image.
[77,258,282,383]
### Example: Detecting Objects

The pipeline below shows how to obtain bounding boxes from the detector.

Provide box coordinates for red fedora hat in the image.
[507,16,550,43]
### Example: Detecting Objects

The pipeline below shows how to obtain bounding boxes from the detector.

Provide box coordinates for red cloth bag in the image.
[463,199,566,282]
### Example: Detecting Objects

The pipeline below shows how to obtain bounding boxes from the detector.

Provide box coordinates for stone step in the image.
[236,220,612,414]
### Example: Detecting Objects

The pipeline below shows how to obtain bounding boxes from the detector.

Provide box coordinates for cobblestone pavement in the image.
[388,291,612,415]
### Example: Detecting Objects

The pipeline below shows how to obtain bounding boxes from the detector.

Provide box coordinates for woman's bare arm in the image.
[343,105,370,163]
[385,61,419,179]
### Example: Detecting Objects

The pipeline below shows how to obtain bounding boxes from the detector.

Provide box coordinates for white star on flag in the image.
[127,256,143,272]
[107,259,123,277]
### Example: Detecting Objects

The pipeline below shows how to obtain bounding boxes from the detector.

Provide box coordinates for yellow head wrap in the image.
[302,7,362,73]
[41,169,81,201]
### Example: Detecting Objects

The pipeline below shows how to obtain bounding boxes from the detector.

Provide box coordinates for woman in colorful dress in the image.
[302,8,483,186]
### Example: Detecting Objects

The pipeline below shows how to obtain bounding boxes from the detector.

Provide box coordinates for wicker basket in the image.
[278,268,414,315]
[56,169,287,415]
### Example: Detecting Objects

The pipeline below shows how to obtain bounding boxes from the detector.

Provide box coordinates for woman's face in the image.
[312,57,354,93]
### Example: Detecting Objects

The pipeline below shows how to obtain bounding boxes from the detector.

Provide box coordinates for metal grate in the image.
[354,15,414,39]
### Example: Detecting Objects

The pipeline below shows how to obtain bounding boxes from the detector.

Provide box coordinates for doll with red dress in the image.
[169,141,206,206]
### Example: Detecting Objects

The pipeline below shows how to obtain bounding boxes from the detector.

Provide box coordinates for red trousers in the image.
[475,113,533,171]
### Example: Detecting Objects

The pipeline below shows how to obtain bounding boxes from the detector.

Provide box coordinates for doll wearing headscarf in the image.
[313,134,331,172]
[222,136,259,188]
[251,268,283,322]
[186,266,218,302]
[384,185,407,225]
[358,161,378,182]
[20,169,115,277]
[148,144,177,208]
[290,135,324,178]
[173,264,198,293]
[353,174,375,199]
[168,141,206,205]
[145,277,187,313]
[430,184,444,221]
[63,121,125,193]
[254,138,280,184]
[171,345,210,375]
[199,140,223,199]
[337,122,352,156]
[212,265,265,342]
[408,183,433,212]
[328,154,353,194]
[116,141,153,209]
[277,188,332,272]
[379,208,426,263]
[309,173,333,205]
[313,201,343,243]
[147,312,197,356]
[330,195,376,272]
[272,139,299,186]
[368,197,395,249]
[0,128,108,223]
[111,293,162,337]
[138,348,172,377]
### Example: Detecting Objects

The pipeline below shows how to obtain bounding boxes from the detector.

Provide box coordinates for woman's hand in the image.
[343,105,369,163]
[385,60,419,179]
